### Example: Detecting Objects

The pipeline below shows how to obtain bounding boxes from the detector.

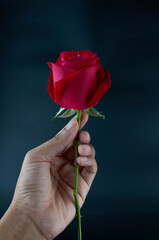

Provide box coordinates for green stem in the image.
[74,110,82,240]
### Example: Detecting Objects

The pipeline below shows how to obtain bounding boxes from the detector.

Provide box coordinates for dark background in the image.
[0,0,159,239]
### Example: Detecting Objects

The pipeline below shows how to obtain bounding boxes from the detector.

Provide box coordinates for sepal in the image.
[58,109,76,118]
[50,108,65,122]
[84,107,105,120]
[50,108,76,122]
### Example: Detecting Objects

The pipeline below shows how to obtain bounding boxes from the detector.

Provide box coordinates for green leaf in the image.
[50,107,65,122]
[84,107,105,120]
[58,109,77,118]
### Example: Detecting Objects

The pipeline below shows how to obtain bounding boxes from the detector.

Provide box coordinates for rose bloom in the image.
[47,50,111,110]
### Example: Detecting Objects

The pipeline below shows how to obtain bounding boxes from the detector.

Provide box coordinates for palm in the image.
[45,146,87,228]
[49,151,86,218]
[17,144,88,237]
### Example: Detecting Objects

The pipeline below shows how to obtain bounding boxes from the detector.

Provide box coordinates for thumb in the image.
[35,117,78,160]
[52,111,88,155]
[26,112,88,161]
[52,117,78,154]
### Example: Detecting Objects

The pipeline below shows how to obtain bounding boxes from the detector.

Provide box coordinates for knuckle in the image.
[83,131,90,139]
[89,144,96,156]
[53,134,60,142]
[84,145,89,153]
[91,157,98,172]
[86,157,98,175]
[79,131,90,142]
[53,133,65,151]
[94,159,98,173]
[78,144,85,153]
[25,150,33,159]
[86,132,91,141]
[25,149,47,163]
[52,134,62,145]
[25,150,36,162]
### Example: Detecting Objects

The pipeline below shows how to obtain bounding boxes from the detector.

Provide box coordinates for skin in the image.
[0,112,97,240]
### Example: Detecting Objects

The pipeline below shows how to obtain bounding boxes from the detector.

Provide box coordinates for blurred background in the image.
[0,0,159,239]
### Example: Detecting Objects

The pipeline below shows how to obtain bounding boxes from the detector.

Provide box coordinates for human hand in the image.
[10,112,97,239]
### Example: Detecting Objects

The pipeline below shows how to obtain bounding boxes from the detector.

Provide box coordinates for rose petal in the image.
[51,63,76,84]
[87,69,111,108]
[60,50,94,59]
[96,58,106,86]
[58,53,97,70]
[54,65,99,109]
[54,51,98,71]
[56,56,62,66]
[74,58,97,70]
[47,62,53,69]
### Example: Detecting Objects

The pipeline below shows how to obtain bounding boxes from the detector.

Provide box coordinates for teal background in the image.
[0,0,159,239]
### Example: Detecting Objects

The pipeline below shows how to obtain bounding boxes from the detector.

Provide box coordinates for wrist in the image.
[0,203,46,240]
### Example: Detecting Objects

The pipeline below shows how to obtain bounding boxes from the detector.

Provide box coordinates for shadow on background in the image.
[0,0,159,239]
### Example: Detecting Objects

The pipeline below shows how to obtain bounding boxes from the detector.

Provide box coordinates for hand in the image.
[10,112,97,239]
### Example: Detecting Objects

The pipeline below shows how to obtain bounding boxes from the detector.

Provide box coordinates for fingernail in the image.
[81,157,88,162]
[85,145,91,153]
[66,118,76,130]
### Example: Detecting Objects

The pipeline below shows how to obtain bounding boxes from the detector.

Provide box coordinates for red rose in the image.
[47,50,111,110]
